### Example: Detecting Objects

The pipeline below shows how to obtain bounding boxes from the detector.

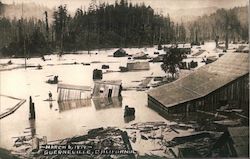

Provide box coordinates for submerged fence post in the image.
[29,96,36,120]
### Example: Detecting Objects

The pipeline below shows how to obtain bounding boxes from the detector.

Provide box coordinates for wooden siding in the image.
[148,74,249,116]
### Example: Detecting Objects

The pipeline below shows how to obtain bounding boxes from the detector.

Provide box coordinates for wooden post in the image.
[29,98,35,120]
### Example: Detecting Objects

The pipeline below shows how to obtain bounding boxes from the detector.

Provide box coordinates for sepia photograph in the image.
[0,0,249,158]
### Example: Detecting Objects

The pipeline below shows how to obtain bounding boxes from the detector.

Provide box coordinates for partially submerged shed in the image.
[127,61,150,71]
[113,48,127,57]
[148,53,249,115]
[57,83,92,102]
[92,80,122,98]
[236,45,249,53]
[133,51,148,59]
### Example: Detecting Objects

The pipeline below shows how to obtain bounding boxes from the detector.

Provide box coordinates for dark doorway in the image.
[108,89,113,98]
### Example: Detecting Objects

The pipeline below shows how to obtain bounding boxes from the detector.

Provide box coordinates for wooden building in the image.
[127,61,150,71]
[113,48,127,57]
[148,53,249,116]
[92,80,122,98]
[57,83,92,102]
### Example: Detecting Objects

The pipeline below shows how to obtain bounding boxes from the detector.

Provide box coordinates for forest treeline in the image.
[0,0,248,57]
[187,6,248,46]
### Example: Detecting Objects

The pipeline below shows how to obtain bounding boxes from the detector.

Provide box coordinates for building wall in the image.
[148,74,249,116]
[197,74,249,113]
[127,62,149,71]
[92,83,121,98]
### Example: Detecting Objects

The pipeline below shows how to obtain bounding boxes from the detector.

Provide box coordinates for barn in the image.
[148,53,249,117]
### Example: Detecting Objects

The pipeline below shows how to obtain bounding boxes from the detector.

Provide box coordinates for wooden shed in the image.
[92,80,122,98]
[148,53,249,116]
[113,48,127,57]
[127,61,150,71]
[57,83,92,102]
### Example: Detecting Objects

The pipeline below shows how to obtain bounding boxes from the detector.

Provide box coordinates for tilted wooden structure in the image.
[57,83,92,102]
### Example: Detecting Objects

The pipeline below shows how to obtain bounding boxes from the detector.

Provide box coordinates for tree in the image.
[44,11,49,40]
[161,47,184,79]
[53,5,68,53]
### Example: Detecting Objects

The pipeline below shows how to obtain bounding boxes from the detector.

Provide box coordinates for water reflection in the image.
[92,97,122,110]
[124,115,135,123]
[58,99,91,112]
[49,102,53,109]
[29,119,36,137]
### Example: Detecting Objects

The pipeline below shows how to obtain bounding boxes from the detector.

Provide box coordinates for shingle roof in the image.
[148,53,249,107]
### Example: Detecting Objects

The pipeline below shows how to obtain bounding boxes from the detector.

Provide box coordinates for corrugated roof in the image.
[148,53,249,108]
[228,127,249,157]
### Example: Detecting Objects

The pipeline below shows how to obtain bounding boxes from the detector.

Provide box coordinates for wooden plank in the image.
[0,99,26,119]
[58,83,91,91]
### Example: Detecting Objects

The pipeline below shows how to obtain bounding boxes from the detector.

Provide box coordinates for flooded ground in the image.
[0,42,234,156]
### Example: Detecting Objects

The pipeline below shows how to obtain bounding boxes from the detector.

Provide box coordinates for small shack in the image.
[180,60,198,69]
[57,83,92,102]
[92,80,122,98]
[206,56,218,64]
[113,48,127,57]
[149,54,164,63]
[236,45,249,53]
[127,61,150,71]
[148,53,249,115]
[133,51,148,59]
[178,44,192,54]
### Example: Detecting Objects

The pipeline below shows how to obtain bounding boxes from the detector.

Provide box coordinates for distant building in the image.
[236,45,249,53]
[57,83,92,102]
[148,53,249,115]
[133,51,148,59]
[113,48,127,57]
[127,61,150,71]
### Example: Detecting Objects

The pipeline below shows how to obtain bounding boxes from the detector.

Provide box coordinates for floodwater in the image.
[0,47,167,150]
[0,42,221,153]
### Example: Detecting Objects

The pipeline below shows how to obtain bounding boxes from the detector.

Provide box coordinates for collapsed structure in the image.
[148,53,249,115]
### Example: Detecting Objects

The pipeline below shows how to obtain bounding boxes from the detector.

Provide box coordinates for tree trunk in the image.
[225,29,229,49]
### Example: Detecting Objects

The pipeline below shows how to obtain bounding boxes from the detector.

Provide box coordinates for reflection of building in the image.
[133,51,148,59]
[124,115,135,123]
[58,99,91,112]
[148,53,249,115]
[92,97,122,110]
[92,80,122,98]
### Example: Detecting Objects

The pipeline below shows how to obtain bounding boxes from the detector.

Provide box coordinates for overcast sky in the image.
[2,0,248,12]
